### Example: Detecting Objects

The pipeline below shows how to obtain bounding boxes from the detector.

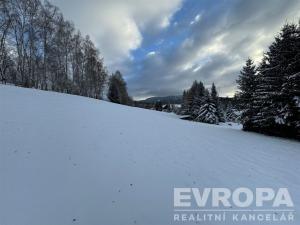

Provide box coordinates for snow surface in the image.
[1,85,300,225]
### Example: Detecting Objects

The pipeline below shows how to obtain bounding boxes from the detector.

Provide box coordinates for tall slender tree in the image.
[236,58,256,129]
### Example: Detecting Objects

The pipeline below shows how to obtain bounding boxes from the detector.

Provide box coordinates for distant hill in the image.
[140,95,182,104]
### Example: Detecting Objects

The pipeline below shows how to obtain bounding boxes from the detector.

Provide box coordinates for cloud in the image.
[147,51,156,57]
[49,0,300,99]
[49,0,182,69]
[190,13,202,25]
[128,0,300,99]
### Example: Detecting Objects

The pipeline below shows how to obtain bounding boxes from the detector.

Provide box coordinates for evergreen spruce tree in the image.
[280,23,300,138]
[195,90,219,124]
[107,71,131,105]
[187,81,200,113]
[249,23,300,138]
[180,90,190,115]
[191,81,205,118]
[180,81,205,116]
[211,83,218,102]
[181,81,222,124]
[225,105,241,123]
[211,83,224,122]
[236,58,256,129]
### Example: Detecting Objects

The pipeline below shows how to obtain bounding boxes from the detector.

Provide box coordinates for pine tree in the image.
[180,81,205,116]
[191,81,205,118]
[181,81,221,124]
[225,102,241,123]
[180,90,190,115]
[236,58,256,129]
[211,83,218,103]
[107,71,131,105]
[279,23,300,138]
[194,88,219,124]
[210,83,224,122]
[187,80,199,113]
[236,59,256,105]
[249,23,300,138]
[195,100,219,124]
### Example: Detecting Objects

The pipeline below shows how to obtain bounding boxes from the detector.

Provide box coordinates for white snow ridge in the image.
[1,85,300,225]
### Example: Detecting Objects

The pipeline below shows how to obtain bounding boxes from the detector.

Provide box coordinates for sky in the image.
[50,0,300,100]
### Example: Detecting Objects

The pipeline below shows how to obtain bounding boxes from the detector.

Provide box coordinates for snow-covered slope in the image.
[1,85,300,225]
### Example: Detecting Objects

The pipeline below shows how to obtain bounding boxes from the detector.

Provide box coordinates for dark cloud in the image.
[127,0,300,99]
[50,0,300,99]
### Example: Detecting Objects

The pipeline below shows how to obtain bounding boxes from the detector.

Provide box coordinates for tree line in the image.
[236,22,300,139]
[180,81,225,124]
[0,0,131,102]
